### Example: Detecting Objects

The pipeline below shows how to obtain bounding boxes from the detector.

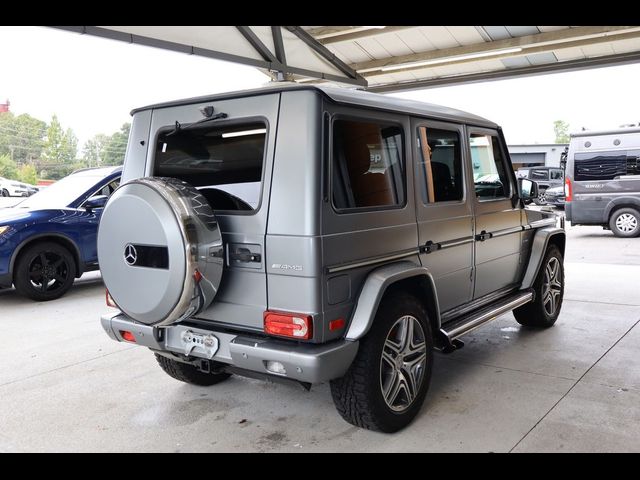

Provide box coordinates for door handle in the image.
[422,240,441,254]
[475,230,492,242]
[229,248,261,263]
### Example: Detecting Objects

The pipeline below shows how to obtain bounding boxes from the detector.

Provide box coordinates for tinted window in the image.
[154,122,266,211]
[332,119,405,210]
[529,169,549,180]
[574,151,626,181]
[416,127,463,203]
[471,134,510,200]
[550,169,563,180]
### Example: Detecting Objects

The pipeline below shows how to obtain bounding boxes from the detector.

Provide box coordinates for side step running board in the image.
[439,290,533,352]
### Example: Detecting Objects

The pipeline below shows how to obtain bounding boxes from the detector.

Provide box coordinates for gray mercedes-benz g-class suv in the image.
[98,84,565,433]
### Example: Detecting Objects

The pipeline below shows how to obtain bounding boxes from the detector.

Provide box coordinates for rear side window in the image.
[416,127,463,203]
[154,122,266,211]
[332,119,405,210]
[550,169,564,180]
[574,151,627,181]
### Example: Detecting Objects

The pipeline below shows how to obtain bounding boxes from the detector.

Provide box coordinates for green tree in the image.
[553,120,570,144]
[18,164,37,185]
[102,123,130,166]
[82,133,110,167]
[0,153,19,179]
[40,115,80,179]
[0,112,46,163]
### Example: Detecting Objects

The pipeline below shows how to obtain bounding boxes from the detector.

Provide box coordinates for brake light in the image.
[105,289,117,308]
[264,311,312,340]
[119,330,136,343]
[565,177,573,202]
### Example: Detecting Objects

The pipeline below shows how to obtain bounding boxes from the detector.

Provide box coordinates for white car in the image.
[0,177,30,197]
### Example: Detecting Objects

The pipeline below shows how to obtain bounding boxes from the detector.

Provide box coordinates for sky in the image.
[2,26,640,148]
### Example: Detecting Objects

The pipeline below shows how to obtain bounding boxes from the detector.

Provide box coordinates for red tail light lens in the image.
[565,177,572,202]
[264,311,312,340]
[119,330,136,343]
[105,289,117,308]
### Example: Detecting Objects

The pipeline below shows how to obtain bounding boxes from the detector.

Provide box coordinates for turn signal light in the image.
[264,311,312,340]
[565,177,573,202]
[105,289,117,308]
[119,330,136,343]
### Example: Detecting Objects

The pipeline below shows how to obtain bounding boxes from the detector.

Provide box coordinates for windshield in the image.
[16,172,107,209]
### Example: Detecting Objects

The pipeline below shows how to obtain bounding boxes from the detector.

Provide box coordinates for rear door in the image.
[468,128,522,299]
[147,94,281,332]
[412,118,473,312]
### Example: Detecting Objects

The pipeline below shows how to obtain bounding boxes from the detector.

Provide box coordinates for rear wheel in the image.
[514,245,564,328]
[609,208,640,238]
[330,292,433,433]
[1,189,9,197]
[14,242,76,301]
[155,354,231,386]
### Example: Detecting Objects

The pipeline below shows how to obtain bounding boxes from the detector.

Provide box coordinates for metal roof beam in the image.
[235,26,280,64]
[355,25,640,76]
[367,50,640,93]
[284,26,367,85]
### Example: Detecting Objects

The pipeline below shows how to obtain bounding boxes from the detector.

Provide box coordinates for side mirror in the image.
[84,195,108,211]
[518,178,538,202]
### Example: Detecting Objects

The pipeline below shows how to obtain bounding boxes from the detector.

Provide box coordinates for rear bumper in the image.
[101,312,358,384]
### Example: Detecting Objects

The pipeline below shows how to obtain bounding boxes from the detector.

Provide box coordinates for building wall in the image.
[507,143,568,170]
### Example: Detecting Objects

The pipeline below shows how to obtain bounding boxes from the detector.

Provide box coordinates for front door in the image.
[413,119,474,312]
[468,128,522,299]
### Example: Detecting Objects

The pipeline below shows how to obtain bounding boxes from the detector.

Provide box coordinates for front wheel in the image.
[1,189,9,197]
[609,208,640,238]
[330,292,433,433]
[514,245,564,328]
[14,242,76,301]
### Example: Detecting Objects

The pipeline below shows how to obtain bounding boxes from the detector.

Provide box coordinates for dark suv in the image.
[516,166,564,204]
[98,85,565,432]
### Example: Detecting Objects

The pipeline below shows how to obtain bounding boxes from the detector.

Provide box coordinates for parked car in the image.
[0,177,29,197]
[0,166,122,300]
[544,184,566,208]
[516,166,564,205]
[565,126,640,237]
[98,85,565,433]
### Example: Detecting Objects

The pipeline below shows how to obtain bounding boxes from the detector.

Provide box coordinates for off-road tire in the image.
[155,354,231,386]
[514,245,564,328]
[330,291,433,433]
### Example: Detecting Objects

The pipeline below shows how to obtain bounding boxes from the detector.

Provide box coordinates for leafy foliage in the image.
[553,120,570,144]
[0,153,19,179]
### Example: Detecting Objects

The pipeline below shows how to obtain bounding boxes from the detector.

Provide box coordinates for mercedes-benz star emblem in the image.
[124,244,138,266]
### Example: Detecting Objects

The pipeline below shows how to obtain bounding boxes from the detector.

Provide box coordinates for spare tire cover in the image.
[98,177,223,326]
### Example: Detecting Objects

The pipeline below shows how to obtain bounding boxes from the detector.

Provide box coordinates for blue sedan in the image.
[0,166,122,301]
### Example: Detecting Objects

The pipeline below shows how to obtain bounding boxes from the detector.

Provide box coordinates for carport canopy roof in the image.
[53,26,640,92]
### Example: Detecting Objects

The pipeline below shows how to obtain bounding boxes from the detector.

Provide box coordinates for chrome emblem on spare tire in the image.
[124,244,138,266]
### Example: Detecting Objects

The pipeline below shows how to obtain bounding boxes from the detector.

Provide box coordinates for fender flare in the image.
[603,197,640,224]
[345,261,440,341]
[9,233,84,278]
[520,227,566,290]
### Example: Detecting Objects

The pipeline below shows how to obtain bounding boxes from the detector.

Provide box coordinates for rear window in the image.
[332,119,405,211]
[154,122,266,211]
[574,151,627,181]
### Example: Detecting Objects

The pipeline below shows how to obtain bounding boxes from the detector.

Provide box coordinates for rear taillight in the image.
[264,311,312,340]
[105,289,117,308]
[119,330,136,343]
[565,177,573,202]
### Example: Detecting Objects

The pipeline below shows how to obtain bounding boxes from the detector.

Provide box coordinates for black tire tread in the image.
[330,291,433,433]
[514,244,563,328]
[155,354,231,386]
[13,241,76,301]
[609,207,640,238]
